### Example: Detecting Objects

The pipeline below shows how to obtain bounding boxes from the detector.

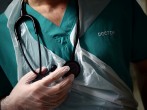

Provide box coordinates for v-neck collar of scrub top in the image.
[25,0,77,36]
[25,0,77,61]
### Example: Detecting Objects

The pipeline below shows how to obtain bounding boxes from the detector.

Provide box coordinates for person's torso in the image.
[0,0,133,89]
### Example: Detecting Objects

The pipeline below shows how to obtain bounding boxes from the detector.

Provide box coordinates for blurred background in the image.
[0,0,147,110]
[0,0,11,13]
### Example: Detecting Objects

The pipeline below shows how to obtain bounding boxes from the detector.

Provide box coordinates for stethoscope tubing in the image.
[14,0,80,78]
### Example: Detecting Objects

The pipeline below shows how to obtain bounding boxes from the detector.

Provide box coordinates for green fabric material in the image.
[80,0,147,89]
[0,0,77,92]
[131,0,147,62]
[0,13,18,87]
[25,0,77,61]
[0,0,147,99]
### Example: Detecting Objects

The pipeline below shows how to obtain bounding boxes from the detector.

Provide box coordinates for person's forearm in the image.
[139,76,147,110]
[137,73,147,110]
[0,97,8,110]
[136,71,147,109]
[0,99,1,110]
[133,60,147,110]
[0,98,6,110]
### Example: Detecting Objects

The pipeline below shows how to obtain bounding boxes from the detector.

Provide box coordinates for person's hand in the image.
[1,66,74,110]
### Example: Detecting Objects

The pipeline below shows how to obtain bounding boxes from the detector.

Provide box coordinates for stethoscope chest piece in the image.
[15,0,81,79]
[63,61,80,78]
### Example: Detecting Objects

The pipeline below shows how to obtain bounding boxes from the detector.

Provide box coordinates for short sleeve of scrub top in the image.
[0,0,77,97]
[0,0,147,98]
[131,1,147,62]
[0,13,17,97]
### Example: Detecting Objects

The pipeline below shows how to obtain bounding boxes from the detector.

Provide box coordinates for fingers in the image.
[46,74,74,95]
[35,73,74,100]
[23,66,74,109]
[21,67,48,84]
[47,93,68,109]
[30,74,74,109]
[8,66,74,110]
[24,76,73,110]
[45,75,73,109]
[40,66,70,86]
[47,84,71,104]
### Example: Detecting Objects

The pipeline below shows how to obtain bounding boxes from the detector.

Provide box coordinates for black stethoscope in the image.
[14,0,80,80]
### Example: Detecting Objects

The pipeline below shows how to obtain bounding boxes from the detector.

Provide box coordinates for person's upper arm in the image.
[131,1,147,62]
[0,66,13,99]
[133,60,147,109]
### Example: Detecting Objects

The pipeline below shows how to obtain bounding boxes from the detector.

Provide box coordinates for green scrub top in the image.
[0,0,147,98]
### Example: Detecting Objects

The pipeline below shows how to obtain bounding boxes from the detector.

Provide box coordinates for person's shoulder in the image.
[0,13,9,33]
[0,13,8,26]
[0,13,7,21]
[0,12,11,46]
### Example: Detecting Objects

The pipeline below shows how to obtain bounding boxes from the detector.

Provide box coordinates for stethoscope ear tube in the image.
[63,0,81,78]
[14,13,42,75]
[14,0,81,80]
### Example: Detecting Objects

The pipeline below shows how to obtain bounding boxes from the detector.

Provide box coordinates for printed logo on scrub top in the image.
[98,31,115,37]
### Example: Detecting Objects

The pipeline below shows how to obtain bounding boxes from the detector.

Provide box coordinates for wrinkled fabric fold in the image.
[5,0,138,109]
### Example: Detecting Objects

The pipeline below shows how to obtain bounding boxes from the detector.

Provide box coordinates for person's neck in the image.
[27,0,68,7]
[27,0,69,26]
